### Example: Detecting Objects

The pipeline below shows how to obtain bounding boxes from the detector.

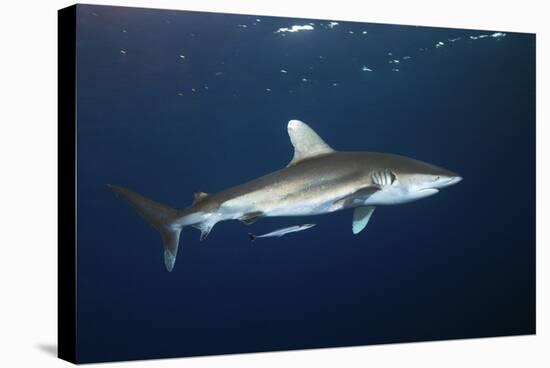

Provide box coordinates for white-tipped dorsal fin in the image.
[287,120,334,167]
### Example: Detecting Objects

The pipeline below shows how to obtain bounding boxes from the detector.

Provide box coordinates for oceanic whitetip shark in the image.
[109,120,462,271]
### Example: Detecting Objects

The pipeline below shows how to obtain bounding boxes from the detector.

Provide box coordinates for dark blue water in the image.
[75,4,535,363]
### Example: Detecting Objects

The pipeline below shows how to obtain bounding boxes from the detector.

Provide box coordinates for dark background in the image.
[75,4,535,363]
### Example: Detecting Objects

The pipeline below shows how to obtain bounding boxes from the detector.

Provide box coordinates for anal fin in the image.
[192,222,215,241]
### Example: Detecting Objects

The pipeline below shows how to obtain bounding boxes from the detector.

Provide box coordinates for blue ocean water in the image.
[75,4,535,363]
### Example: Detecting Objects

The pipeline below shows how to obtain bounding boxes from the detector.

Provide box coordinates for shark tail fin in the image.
[248,233,257,242]
[108,184,183,272]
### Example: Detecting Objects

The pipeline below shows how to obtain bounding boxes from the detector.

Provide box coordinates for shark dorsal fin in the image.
[193,191,209,204]
[287,120,334,167]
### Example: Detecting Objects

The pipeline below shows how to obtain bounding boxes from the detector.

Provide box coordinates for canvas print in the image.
[59,4,535,364]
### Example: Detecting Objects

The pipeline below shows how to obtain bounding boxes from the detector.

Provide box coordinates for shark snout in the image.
[434,174,462,189]
[446,175,462,186]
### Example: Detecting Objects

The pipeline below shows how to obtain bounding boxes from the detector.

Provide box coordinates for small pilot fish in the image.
[248,224,316,242]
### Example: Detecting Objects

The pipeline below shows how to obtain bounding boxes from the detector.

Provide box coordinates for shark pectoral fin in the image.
[335,185,381,207]
[354,185,382,197]
[287,120,335,166]
[239,211,263,225]
[352,206,376,234]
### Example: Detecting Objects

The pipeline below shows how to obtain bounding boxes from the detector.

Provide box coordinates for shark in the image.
[109,119,462,271]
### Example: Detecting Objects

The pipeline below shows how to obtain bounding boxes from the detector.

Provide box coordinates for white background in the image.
[0,0,546,366]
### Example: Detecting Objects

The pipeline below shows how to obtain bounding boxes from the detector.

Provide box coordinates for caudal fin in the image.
[248,233,257,242]
[108,184,183,272]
